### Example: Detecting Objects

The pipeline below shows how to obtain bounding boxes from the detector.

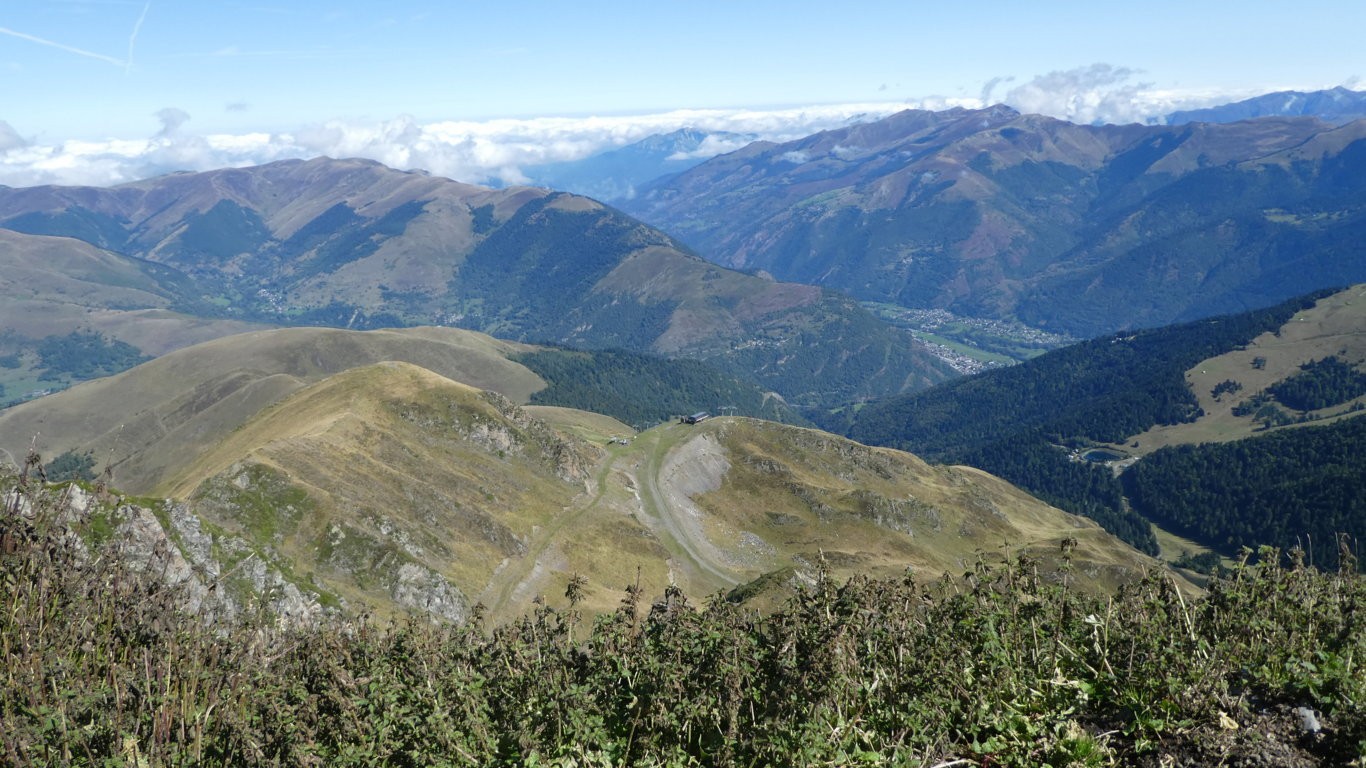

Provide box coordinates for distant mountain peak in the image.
[1167,86,1366,125]
[621,104,1366,339]
[0,156,955,409]
[517,128,758,201]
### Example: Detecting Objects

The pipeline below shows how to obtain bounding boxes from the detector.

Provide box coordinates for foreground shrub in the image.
[2,469,1363,766]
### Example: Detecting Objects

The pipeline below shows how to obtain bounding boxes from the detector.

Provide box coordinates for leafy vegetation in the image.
[1231,392,1300,429]
[849,291,1329,456]
[1266,355,1366,411]
[456,195,657,337]
[1,208,133,252]
[43,449,97,483]
[515,348,802,430]
[4,469,1364,766]
[1171,549,1227,576]
[707,296,953,410]
[845,291,1333,554]
[1123,415,1366,571]
[1210,379,1243,400]
[35,330,150,382]
[953,433,1156,554]
[174,200,272,266]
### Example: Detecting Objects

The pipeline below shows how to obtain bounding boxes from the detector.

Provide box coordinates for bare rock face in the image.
[479,390,599,484]
[112,503,218,615]
[9,481,325,626]
[390,563,469,624]
[118,498,324,625]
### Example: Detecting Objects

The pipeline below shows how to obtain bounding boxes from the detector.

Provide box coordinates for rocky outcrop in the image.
[5,479,323,625]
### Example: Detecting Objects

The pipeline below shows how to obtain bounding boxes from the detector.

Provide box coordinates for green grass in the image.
[910,330,1019,365]
[0,367,64,406]
[1127,284,1366,455]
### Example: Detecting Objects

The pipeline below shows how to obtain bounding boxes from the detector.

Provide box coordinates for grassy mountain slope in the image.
[0,326,544,493]
[623,107,1366,337]
[0,157,954,407]
[683,419,1165,603]
[5,337,1172,624]
[847,289,1339,457]
[1123,415,1366,570]
[163,361,600,622]
[0,325,817,494]
[167,395,1173,624]
[1126,283,1366,452]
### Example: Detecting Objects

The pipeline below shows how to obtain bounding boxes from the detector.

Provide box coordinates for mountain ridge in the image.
[1167,86,1366,125]
[0,325,809,493]
[0,157,955,407]
[621,106,1366,337]
[2,322,1181,621]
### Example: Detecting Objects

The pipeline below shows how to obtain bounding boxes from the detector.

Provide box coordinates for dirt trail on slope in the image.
[477,422,753,617]
[475,447,619,617]
[633,426,747,588]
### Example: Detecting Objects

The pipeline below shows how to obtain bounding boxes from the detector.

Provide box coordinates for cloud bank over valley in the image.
[0,66,1350,189]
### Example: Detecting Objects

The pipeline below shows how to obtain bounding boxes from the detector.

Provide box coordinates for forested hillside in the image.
[1123,416,1366,570]
[1265,356,1366,412]
[0,158,955,410]
[847,290,1334,554]
[515,348,803,429]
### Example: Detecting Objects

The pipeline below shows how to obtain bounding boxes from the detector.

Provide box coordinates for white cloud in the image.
[154,107,191,137]
[997,63,1259,125]
[0,72,1324,189]
[665,134,756,162]
[1001,64,1150,125]
[780,150,811,164]
[0,101,919,188]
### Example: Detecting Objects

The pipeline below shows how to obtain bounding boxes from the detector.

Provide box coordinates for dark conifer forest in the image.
[847,291,1335,554]
[1123,416,1366,570]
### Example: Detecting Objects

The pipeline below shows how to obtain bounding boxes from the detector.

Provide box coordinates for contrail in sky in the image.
[0,25,124,66]
[126,1,152,74]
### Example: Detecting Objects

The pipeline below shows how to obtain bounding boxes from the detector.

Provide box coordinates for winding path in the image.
[632,426,742,587]
[476,421,744,617]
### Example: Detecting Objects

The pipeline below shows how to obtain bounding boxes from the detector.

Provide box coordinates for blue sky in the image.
[2,1,1363,186]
